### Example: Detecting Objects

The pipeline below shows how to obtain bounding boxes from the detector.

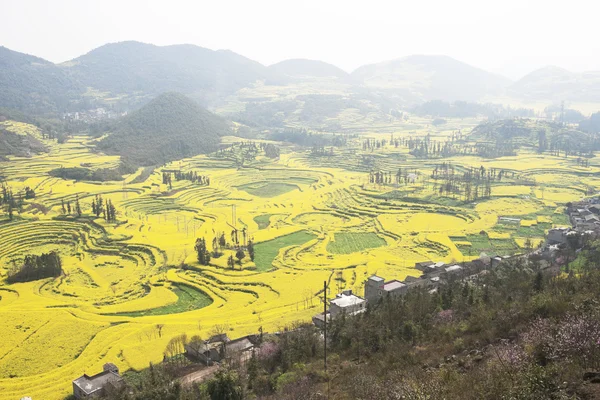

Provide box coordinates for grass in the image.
[107,284,212,317]
[327,232,386,254]
[237,182,298,197]
[254,214,273,229]
[455,234,520,257]
[253,231,317,272]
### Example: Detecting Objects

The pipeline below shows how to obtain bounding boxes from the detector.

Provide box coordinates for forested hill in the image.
[62,41,274,105]
[470,118,600,154]
[97,92,231,166]
[0,46,82,114]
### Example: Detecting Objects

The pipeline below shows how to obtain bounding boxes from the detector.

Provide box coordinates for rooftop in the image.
[382,280,406,291]
[226,337,254,353]
[73,371,121,395]
[368,275,384,282]
[330,293,366,308]
[445,265,463,272]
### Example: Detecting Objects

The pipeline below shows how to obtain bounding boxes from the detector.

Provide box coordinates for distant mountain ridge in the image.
[63,41,274,106]
[0,46,82,114]
[351,55,512,102]
[268,59,349,80]
[1,42,600,116]
[510,65,600,102]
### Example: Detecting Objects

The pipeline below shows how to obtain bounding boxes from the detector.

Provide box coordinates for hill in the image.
[268,59,349,80]
[97,92,231,166]
[0,128,46,161]
[351,55,511,103]
[510,66,600,102]
[470,118,600,154]
[62,41,274,107]
[0,46,82,114]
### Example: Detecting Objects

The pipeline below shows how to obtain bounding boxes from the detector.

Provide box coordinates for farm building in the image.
[72,363,123,399]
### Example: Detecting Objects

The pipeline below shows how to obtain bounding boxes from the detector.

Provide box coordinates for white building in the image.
[329,290,367,318]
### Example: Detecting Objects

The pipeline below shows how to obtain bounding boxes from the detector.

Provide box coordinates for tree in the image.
[206,368,244,400]
[75,195,82,217]
[235,248,245,265]
[195,238,211,266]
[228,255,235,269]
[247,240,255,262]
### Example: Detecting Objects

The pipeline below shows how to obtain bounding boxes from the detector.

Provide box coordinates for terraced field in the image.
[0,118,597,399]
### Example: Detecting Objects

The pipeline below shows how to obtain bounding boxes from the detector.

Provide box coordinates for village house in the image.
[329,289,367,318]
[547,227,570,245]
[414,261,434,271]
[185,334,255,365]
[365,275,408,303]
[312,311,330,329]
[73,363,123,399]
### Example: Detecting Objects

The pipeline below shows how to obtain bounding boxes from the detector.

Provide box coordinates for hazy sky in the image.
[2,0,599,79]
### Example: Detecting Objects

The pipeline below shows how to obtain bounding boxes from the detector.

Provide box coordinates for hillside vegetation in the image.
[98,92,231,166]
[0,46,82,114]
[470,118,600,154]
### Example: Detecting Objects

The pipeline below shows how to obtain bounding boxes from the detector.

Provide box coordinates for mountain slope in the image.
[0,46,82,114]
[62,41,273,105]
[268,59,349,80]
[510,66,600,102]
[351,55,511,103]
[98,92,231,166]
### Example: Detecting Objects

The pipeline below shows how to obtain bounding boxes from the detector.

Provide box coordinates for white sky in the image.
[2,0,599,80]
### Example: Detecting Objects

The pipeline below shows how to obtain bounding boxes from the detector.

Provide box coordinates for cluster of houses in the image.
[70,334,258,398]
[540,199,600,258]
[313,257,511,327]
[567,200,600,232]
[62,108,127,123]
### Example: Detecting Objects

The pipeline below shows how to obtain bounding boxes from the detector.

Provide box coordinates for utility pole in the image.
[323,280,327,372]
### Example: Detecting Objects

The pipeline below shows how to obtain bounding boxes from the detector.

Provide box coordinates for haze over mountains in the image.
[1,41,599,116]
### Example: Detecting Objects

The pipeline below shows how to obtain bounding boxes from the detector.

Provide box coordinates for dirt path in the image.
[181,365,219,387]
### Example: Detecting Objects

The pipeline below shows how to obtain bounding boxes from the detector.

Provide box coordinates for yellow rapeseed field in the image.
[0,123,595,399]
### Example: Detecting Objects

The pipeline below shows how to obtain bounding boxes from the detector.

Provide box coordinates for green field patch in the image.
[254,214,273,229]
[237,181,299,197]
[327,232,386,254]
[254,231,317,271]
[456,234,519,256]
[495,221,552,237]
[552,213,570,225]
[106,284,212,317]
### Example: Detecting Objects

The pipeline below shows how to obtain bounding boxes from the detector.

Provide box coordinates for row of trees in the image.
[6,251,62,283]
[1,183,19,220]
[368,168,419,185]
[162,171,211,188]
[61,196,82,217]
[90,195,117,221]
